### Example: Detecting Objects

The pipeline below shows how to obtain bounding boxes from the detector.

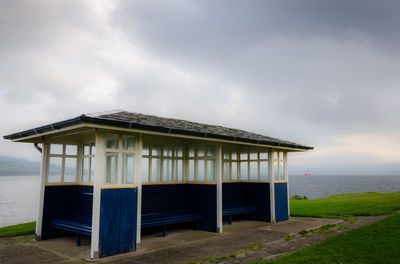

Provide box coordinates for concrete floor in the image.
[0,218,343,264]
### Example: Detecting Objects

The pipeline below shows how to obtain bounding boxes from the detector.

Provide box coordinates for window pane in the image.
[250,152,257,160]
[231,152,237,160]
[260,162,268,181]
[197,160,205,181]
[84,144,90,155]
[223,161,230,181]
[175,159,183,181]
[142,144,149,156]
[164,145,172,157]
[273,152,278,160]
[240,152,248,160]
[223,151,230,160]
[175,146,183,157]
[142,157,149,182]
[123,137,135,150]
[207,160,215,181]
[50,144,63,155]
[280,161,285,181]
[189,146,195,157]
[82,157,90,183]
[231,162,238,180]
[106,138,118,149]
[105,154,117,183]
[48,157,62,182]
[274,161,279,181]
[207,146,216,157]
[66,145,77,156]
[197,146,205,157]
[91,143,96,155]
[122,154,134,184]
[240,162,248,180]
[188,160,195,181]
[163,159,172,181]
[279,152,284,160]
[152,145,161,156]
[260,152,268,160]
[151,158,161,182]
[90,157,95,182]
[249,161,258,180]
[64,158,77,182]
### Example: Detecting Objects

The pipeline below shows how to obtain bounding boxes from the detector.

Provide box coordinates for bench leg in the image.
[76,233,80,246]
[162,225,167,237]
[229,216,232,225]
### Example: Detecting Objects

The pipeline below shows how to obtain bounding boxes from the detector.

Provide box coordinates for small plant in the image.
[285,234,294,241]
[298,229,309,235]
[291,195,308,200]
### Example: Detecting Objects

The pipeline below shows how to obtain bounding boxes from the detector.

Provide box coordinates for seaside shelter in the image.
[3,110,313,258]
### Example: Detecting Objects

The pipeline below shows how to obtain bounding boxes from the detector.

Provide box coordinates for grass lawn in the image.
[0,222,35,237]
[290,192,400,218]
[257,212,400,264]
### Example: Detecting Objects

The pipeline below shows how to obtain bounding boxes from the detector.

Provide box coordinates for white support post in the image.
[216,144,223,233]
[269,150,275,223]
[76,143,83,184]
[35,142,49,240]
[284,152,290,219]
[91,130,105,259]
[135,134,143,244]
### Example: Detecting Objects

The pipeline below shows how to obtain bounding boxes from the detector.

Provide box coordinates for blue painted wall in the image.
[274,183,289,222]
[222,182,270,222]
[99,187,137,258]
[41,185,93,239]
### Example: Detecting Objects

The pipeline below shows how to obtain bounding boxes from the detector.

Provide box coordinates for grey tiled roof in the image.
[86,111,313,150]
[4,110,313,150]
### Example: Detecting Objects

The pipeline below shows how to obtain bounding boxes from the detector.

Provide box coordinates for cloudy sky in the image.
[1,0,400,175]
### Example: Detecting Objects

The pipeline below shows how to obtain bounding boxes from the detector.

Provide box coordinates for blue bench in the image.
[141,212,202,236]
[223,206,257,225]
[50,192,93,246]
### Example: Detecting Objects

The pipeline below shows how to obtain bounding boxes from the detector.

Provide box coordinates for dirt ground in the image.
[0,216,387,264]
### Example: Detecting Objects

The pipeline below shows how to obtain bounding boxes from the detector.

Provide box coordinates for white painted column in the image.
[269,150,275,223]
[284,152,290,219]
[135,134,143,244]
[216,144,223,233]
[76,143,83,184]
[91,130,105,259]
[35,142,49,240]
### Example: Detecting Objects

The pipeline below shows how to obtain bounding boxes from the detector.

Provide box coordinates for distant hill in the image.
[0,155,40,176]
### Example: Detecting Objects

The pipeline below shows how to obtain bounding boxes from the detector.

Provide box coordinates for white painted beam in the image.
[35,143,49,239]
[269,150,275,223]
[216,144,223,233]
[135,134,143,244]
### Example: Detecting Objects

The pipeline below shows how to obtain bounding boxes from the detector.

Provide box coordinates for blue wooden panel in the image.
[187,184,217,232]
[223,182,270,222]
[274,183,289,222]
[99,188,137,258]
[142,184,188,215]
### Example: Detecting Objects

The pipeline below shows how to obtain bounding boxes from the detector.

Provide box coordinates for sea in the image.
[0,175,399,227]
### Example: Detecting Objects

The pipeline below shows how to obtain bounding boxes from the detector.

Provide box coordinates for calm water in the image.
[0,175,399,227]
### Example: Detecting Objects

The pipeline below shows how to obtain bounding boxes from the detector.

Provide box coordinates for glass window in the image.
[64,158,77,182]
[207,160,215,181]
[123,137,135,150]
[142,144,149,156]
[106,138,118,149]
[91,144,96,155]
[274,161,279,181]
[142,157,149,182]
[84,144,90,155]
[122,154,134,184]
[174,159,183,181]
[231,162,238,180]
[105,153,117,183]
[240,152,248,160]
[223,152,230,160]
[48,157,62,182]
[231,152,237,160]
[249,161,258,180]
[188,160,195,181]
[90,157,95,182]
[175,146,183,157]
[82,157,90,183]
[280,161,285,181]
[260,162,268,181]
[65,145,77,156]
[189,146,195,157]
[260,152,268,160]
[197,146,205,157]
[207,146,216,157]
[163,145,172,157]
[223,161,230,180]
[50,144,63,155]
[250,152,257,160]
[151,158,161,182]
[240,161,248,180]
[197,160,205,180]
[152,145,161,156]
[163,159,172,181]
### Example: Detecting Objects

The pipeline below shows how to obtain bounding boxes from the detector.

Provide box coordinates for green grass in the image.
[0,222,36,237]
[256,213,400,264]
[290,192,400,218]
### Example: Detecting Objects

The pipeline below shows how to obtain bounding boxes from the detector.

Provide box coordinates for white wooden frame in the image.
[46,143,79,184]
